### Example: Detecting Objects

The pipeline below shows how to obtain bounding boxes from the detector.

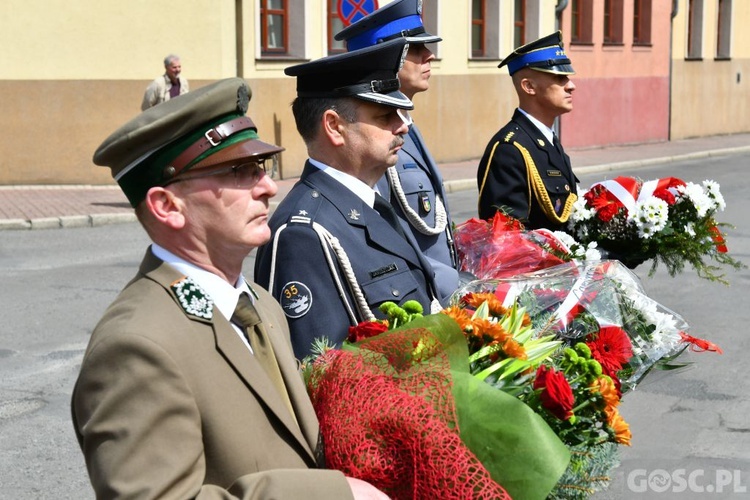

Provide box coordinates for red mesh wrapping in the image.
[307,328,510,500]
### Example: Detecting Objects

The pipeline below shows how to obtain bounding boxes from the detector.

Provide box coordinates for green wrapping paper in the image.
[349,315,570,499]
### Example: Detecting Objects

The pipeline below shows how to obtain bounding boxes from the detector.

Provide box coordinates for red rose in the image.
[347,321,389,343]
[533,365,575,421]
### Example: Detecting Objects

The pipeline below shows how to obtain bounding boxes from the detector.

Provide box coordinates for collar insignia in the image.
[171,276,213,319]
[538,138,546,147]
[349,209,361,221]
[298,209,308,216]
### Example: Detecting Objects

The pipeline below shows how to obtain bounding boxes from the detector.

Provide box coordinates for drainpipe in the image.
[668,0,679,141]
[554,0,569,138]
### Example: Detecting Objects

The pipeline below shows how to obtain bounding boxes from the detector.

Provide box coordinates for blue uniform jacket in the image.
[477,109,578,230]
[376,124,459,301]
[255,161,439,359]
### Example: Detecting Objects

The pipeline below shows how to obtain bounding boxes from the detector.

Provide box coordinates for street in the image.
[1,152,749,499]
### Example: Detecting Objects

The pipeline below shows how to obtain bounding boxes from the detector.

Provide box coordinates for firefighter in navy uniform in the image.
[477,31,579,230]
[334,0,460,302]
[254,39,441,359]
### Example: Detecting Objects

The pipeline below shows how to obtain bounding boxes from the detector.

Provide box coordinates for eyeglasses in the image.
[163,157,276,189]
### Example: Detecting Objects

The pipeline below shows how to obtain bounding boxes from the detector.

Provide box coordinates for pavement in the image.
[1,132,749,230]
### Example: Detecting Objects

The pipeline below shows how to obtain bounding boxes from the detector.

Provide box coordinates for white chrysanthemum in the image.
[679,182,713,218]
[629,197,669,238]
[569,196,595,223]
[702,180,726,211]
[585,243,602,261]
[685,222,695,236]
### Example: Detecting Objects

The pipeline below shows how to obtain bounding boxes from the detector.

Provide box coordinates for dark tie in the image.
[552,133,564,156]
[374,193,409,240]
[232,293,297,423]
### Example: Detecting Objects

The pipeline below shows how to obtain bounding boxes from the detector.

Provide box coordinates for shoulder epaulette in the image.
[504,131,515,142]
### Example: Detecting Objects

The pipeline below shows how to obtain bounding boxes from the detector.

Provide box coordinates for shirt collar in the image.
[518,108,555,144]
[150,243,252,322]
[308,157,377,207]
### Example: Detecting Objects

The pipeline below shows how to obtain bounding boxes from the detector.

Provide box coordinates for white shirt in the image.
[518,108,556,144]
[308,157,377,208]
[150,243,254,352]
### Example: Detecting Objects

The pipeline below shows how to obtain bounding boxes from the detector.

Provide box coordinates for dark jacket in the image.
[477,109,578,230]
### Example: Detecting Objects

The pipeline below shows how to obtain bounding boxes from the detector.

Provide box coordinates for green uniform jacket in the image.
[72,249,352,499]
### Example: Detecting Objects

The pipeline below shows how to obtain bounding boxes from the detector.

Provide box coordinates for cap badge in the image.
[171,276,214,319]
[279,281,313,318]
[349,209,361,221]
[417,0,423,15]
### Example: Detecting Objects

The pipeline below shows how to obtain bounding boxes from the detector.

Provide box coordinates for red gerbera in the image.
[585,186,625,223]
[586,326,633,375]
[533,365,575,421]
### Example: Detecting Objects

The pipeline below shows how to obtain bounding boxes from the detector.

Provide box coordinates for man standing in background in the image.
[141,54,189,110]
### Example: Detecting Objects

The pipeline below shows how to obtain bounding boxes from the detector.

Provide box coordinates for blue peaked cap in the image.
[335,0,441,51]
[499,31,575,76]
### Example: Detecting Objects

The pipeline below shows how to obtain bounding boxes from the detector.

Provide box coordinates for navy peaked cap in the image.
[499,31,575,76]
[335,0,441,51]
[284,38,414,110]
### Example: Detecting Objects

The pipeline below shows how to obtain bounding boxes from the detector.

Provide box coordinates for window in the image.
[260,0,288,54]
[603,0,623,44]
[633,0,652,45]
[716,0,732,59]
[328,0,346,54]
[471,0,485,57]
[514,0,526,48]
[258,0,305,59]
[570,0,593,44]
[470,0,499,59]
[687,0,703,59]
[422,0,440,51]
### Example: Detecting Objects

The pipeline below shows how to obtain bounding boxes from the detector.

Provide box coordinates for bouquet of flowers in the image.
[567,176,744,282]
[304,302,570,500]
[443,261,722,498]
[454,213,601,280]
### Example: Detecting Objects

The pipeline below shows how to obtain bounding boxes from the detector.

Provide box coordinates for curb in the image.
[4,144,750,231]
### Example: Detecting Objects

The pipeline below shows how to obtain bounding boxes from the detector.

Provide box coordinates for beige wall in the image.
[670,0,750,139]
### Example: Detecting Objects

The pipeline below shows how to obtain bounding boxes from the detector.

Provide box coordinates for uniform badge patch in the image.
[349,209,361,220]
[279,281,313,318]
[171,276,213,319]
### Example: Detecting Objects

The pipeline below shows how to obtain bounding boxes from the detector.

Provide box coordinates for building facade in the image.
[1,0,747,185]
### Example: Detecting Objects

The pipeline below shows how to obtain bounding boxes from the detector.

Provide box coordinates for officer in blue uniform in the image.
[334,0,459,302]
[477,31,579,230]
[254,39,441,359]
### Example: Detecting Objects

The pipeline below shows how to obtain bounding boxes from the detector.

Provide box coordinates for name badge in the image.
[547,170,562,177]
[370,263,398,279]
[403,163,418,169]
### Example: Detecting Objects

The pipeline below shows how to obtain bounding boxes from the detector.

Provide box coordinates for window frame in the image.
[716,0,732,60]
[686,0,704,60]
[603,0,624,45]
[471,0,486,58]
[260,0,289,55]
[633,0,652,46]
[570,0,594,45]
[327,0,346,55]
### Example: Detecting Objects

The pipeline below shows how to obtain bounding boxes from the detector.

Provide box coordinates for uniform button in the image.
[565,185,570,192]
[311,190,319,198]
[418,183,423,189]
[391,289,400,297]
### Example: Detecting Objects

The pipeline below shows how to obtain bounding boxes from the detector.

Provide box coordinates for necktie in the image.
[553,133,564,156]
[232,293,297,423]
[374,193,409,240]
